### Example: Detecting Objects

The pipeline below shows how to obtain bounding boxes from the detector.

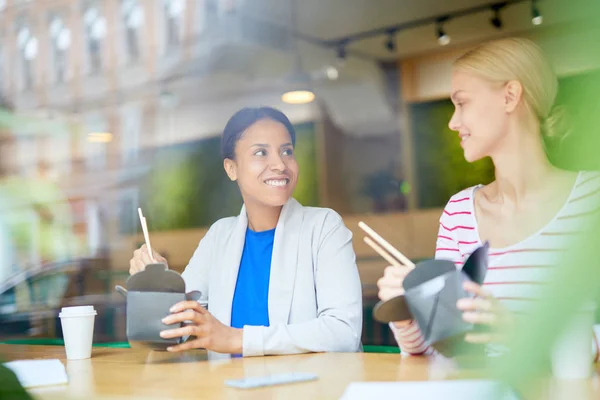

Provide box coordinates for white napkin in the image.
[340,380,519,400]
[4,359,68,388]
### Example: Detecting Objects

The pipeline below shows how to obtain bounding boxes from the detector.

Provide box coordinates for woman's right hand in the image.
[129,244,168,275]
[377,265,413,327]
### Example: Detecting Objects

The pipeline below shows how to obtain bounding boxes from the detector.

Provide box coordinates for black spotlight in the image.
[490,3,506,29]
[384,30,396,53]
[336,44,347,61]
[436,16,450,46]
[532,0,543,25]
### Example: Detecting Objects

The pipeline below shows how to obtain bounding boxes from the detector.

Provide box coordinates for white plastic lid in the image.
[59,305,97,318]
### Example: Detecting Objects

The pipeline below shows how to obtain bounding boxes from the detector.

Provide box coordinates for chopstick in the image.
[363,237,403,269]
[138,208,155,262]
[358,221,415,269]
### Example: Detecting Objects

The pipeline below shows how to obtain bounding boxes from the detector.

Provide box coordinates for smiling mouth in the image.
[460,134,471,142]
[264,179,290,187]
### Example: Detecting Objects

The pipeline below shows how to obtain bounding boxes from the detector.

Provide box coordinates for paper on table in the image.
[4,359,68,388]
[339,380,520,400]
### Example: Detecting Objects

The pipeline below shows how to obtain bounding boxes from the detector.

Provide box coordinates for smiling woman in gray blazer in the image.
[129,107,363,357]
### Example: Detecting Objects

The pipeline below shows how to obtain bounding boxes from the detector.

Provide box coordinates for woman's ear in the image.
[223,159,237,181]
[504,80,523,113]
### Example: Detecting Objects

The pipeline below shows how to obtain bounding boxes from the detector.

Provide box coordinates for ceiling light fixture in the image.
[322,1,534,62]
[281,0,315,105]
[281,90,315,105]
[436,17,450,46]
[531,0,543,25]
[325,66,339,80]
[490,3,507,29]
[336,43,347,62]
[384,29,396,53]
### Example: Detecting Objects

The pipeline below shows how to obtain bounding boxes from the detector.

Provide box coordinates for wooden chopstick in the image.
[138,208,155,262]
[358,221,415,269]
[363,237,404,269]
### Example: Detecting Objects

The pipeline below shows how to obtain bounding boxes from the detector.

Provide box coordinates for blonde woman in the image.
[377,37,600,356]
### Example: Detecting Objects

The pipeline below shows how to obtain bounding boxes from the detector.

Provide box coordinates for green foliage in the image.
[138,122,319,232]
[411,70,600,209]
[0,364,33,400]
[0,177,83,261]
[140,151,203,230]
[411,99,494,209]
[548,69,600,171]
[139,137,241,231]
[291,123,319,207]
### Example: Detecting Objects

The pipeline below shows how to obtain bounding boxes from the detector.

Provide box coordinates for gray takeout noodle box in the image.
[119,263,199,351]
[373,243,489,357]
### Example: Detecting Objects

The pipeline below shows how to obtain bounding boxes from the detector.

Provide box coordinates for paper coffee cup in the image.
[551,303,595,380]
[59,306,97,360]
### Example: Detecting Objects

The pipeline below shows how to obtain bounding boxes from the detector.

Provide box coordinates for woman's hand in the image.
[457,281,514,344]
[160,301,243,354]
[377,266,413,328]
[129,244,168,275]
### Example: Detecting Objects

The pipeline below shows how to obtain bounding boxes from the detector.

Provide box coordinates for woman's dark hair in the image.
[221,107,296,160]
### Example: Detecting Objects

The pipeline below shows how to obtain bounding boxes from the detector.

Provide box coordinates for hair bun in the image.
[542,104,571,142]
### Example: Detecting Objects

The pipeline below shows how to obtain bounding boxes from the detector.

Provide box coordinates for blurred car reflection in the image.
[0,259,126,343]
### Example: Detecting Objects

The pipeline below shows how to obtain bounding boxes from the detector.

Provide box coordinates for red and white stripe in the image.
[392,171,600,357]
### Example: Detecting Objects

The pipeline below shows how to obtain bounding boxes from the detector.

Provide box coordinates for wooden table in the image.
[1,345,599,400]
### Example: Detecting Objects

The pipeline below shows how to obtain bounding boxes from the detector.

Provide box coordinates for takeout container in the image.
[116,263,203,351]
[373,243,489,357]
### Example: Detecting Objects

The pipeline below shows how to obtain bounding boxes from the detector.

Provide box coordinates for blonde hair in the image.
[453,37,569,141]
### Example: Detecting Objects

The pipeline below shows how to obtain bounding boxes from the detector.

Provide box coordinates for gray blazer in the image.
[181,198,363,357]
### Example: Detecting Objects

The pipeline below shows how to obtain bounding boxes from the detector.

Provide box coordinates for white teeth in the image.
[265,179,288,187]
[461,135,470,142]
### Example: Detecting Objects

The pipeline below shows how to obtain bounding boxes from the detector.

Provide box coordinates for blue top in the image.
[230,228,275,329]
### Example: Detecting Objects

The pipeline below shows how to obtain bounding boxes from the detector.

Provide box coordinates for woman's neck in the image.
[244,201,283,232]
[489,124,556,204]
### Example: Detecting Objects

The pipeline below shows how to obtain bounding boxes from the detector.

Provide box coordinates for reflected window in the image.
[82,2,106,75]
[83,113,108,170]
[15,18,37,91]
[219,0,241,15]
[43,133,72,177]
[121,0,144,64]
[0,43,4,95]
[118,188,138,235]
[48,13,71,84]
[121,105,141,164]
[163,0,185,51]
[16,137,37,177]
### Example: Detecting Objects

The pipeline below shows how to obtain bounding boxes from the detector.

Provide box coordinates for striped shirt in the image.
[392,171,600,357]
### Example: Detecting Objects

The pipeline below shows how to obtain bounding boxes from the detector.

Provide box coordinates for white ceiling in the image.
[107,0,598,140]
[169,0,579,100]
[7,0,598,143]
[240,0,595,60]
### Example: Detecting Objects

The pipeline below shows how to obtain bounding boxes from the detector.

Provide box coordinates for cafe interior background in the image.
[0,0,599,347]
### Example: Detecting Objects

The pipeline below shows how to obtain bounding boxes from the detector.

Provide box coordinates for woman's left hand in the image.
[160,301,243,354]
[456,281,514,344]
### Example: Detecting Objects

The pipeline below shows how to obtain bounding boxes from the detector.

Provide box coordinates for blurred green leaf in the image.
[138,123,319,231]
